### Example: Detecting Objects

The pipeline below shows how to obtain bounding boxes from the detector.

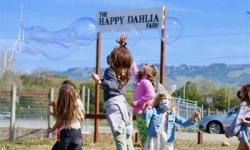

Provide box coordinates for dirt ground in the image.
[0,132,239,150]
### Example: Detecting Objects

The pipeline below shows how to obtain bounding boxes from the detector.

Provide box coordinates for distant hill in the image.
[40,63,250,87]
[164,63,250,87]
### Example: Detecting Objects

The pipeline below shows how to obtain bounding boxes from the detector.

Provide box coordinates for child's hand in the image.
[240,118,245,122]
[143,101,152,111]
[92,73,101,84]
[192,112,200,121]
[240,118,250,124]
[147,100,154,107]
[47,127,53,133]
[49,111,56,117]
[49,101,56,107]
[130,101,138,107]
[118,34,127,43]
[143,103,149,112]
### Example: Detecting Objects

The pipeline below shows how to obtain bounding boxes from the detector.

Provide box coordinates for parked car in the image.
[0,112,11,119]
[198,107,238,134]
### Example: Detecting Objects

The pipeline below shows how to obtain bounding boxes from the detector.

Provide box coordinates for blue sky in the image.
[0,0,249,72]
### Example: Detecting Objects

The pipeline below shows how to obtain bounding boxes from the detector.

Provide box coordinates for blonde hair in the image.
[153,91,176,112]
[109,36,133,87]
[137,64,157,87]
[55,84,84,128]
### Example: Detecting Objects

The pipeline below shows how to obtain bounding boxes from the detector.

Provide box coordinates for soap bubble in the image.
[23,17,97,60]
[166,17,183,45]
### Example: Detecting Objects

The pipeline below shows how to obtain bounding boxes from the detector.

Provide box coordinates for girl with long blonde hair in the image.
[54,84,84,150]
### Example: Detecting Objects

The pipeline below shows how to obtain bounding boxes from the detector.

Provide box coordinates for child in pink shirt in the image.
[131,62,158,146]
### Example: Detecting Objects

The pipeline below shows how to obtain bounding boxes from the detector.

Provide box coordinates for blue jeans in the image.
[58,129,83,150]
[51,141,60,150]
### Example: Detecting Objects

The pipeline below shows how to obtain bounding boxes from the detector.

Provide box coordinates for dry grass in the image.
[0,133,239,150]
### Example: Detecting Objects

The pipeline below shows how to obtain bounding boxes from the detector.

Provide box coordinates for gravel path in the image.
[176,132,238,142]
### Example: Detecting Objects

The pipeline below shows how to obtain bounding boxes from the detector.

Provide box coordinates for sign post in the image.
[206,96,213,111]
[94,32,101,143]
[160,6,166,84]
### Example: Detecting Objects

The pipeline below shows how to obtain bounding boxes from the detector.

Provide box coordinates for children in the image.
[143,90,199,150]
[143,92,171,150]
[48,80,83,150]
[131,62,158,145]
[92,34,134,150]
[225,84,250,150]
[52,81,84,150]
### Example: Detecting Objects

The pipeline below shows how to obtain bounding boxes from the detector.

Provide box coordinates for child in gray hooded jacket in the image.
[92,34,134,150]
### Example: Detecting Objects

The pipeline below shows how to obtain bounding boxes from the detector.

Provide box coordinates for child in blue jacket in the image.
[143,91,199,150]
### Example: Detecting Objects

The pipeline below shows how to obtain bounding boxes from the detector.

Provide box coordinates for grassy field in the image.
[0,133,238,150]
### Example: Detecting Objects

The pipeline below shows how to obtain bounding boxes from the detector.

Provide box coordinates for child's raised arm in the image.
[175,112,199,127]
[92,68,121,90]
[131,62,139,80]
[92,73,102,84]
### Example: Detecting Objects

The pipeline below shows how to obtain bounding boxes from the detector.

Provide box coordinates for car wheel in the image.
[207,121,222,134]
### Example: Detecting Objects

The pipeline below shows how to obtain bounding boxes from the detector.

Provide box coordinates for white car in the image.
[199,107,238,134]
[0,112,11,119]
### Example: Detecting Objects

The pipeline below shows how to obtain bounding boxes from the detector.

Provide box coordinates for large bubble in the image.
[23,17,96,60]
[166,17,183,45]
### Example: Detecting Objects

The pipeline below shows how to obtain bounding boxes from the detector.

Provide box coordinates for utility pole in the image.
[183,83,186,99]
[227,86,231,111]
[0,50,7,75]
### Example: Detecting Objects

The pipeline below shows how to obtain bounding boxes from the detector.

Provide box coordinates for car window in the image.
[228,107,238,114]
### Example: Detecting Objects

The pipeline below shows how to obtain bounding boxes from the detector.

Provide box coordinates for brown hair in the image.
[62,80,76,89]
[137,64,157,87]
[240,84,250,103]
[109,36,133,87]
[55,84,84,128]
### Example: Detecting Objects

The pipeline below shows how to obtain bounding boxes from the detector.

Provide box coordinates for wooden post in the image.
[86,89,90,132]
[201,105,204,118]
[160,6,166,84]
[80,86,86,108]
[177,99,180,114]
[197,131,204,144]
[94,32,101,143]
[48,88,54,138]
[10,85,16,142]
[80,86,85,131]
[134,132,139,144]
